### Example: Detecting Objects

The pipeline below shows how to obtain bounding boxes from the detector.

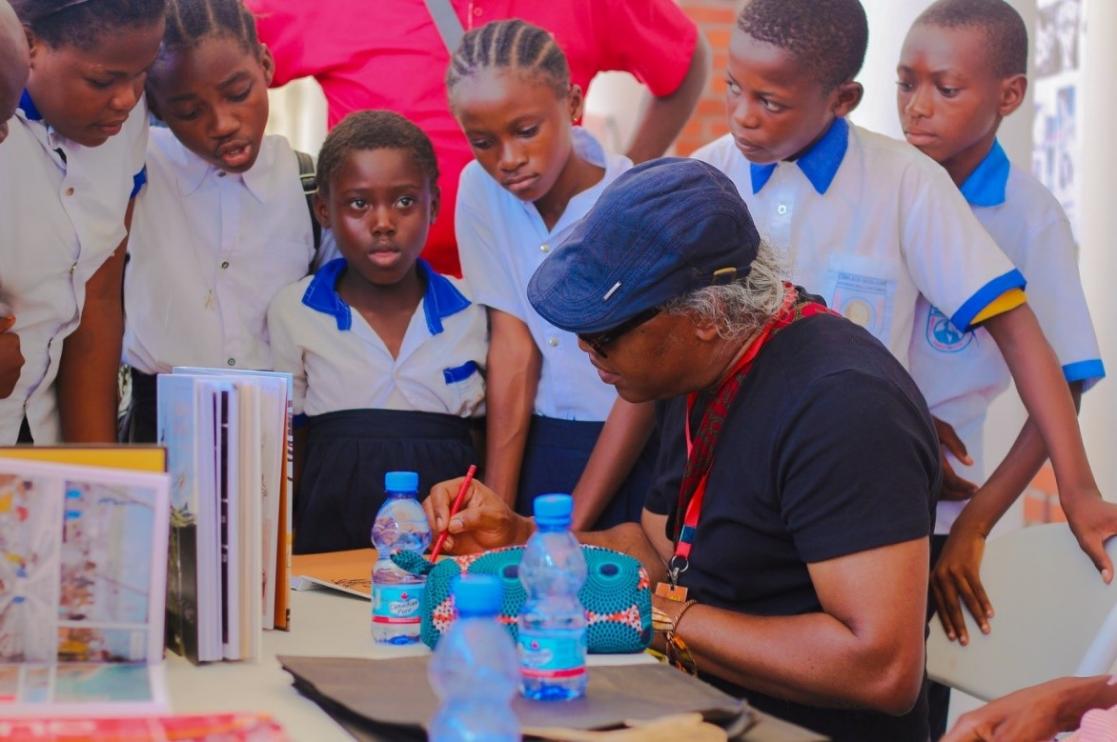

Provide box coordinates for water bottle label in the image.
[518,630,586,680]
[372,583,423,625]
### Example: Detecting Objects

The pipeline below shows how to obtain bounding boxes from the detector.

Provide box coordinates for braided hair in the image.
[12,0,166,49]
[161,0,259,55]
[446,18,570,100]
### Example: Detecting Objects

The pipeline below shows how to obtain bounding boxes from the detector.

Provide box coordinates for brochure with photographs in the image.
[159,369,292,665]
[0,458,171,716]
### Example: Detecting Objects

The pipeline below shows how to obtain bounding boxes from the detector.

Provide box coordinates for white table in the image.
[166,587,651,739]
[165,587,823,741]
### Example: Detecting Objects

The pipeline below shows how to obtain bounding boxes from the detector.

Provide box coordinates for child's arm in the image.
[945,675,1117,742]
[0,314,22,399]
[932,383,1081,644]
[570,398,654,530]
[484,308,541,507]
[983,303,1116,579]
[57,211,130,442]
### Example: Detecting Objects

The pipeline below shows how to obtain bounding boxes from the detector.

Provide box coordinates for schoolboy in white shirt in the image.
[693,0,1114,599]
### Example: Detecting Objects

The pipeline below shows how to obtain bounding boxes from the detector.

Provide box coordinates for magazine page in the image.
[0,459,170,669]
[0,662,169,717]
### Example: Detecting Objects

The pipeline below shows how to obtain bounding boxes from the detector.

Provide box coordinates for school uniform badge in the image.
[925,306,973,353]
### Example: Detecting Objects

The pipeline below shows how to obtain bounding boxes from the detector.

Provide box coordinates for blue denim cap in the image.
[527,157,761,334]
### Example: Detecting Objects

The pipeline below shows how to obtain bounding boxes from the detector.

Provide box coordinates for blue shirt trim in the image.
[960,140,1010,207]
[1063,359,1106,386]
[18,89,42,121]
[417,259,471,335]
[301,258,351,331]
[301,257,471,335]
[949,268,1028,333]
[749,117,849,195]
[130,166,147,199]
[443,360,480,385]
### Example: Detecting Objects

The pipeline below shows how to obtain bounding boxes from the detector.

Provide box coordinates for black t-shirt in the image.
[646,314,940,741]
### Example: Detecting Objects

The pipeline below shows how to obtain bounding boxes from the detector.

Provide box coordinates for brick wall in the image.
[676,0,741,155]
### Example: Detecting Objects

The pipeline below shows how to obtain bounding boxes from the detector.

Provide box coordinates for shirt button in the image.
[64,187,75,197]
[540,243,550,253]
[220,260,230,269]
[226,357,236,367]
[776,204,788,216]
[217,171,227,178]
[69,262,77,274]
[473,5,483,16]
[547,337,558,347]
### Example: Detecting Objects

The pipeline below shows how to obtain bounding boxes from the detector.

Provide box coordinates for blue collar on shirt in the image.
[959,140,1010,207]
[301,257,471,334]
[18,90,42,121]
[749,117,849,195]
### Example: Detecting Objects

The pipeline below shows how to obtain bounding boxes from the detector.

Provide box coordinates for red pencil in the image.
[430,464,477,561]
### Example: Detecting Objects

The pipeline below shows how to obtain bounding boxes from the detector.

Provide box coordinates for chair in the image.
[926,522,1117,701]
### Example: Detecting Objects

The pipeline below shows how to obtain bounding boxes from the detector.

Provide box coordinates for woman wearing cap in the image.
[424,158,941,741]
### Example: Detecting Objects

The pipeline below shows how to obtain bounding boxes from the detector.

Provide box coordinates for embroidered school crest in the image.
[925,306,973,353]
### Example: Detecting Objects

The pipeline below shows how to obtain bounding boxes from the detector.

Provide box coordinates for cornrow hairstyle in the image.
[916,0,1028,77]
[316,110,440,196]
[446,18,570,99]
[12,0,166,49]
[737,0,869,90]
[161,0,259,56]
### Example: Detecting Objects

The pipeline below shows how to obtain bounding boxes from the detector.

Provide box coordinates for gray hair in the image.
[662,242,786,340]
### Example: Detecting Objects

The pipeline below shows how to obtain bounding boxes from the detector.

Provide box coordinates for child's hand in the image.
[943,676,1087,742]
[0,315,23,399]
[934,416,979,501]
[932,524,992,645]
[1062,493,1117,584]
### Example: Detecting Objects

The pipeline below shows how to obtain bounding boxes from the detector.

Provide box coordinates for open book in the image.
[0,457,170,716]
[159,369,292,664]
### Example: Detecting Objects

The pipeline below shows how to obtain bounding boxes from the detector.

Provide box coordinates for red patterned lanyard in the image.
[668,286,834,586]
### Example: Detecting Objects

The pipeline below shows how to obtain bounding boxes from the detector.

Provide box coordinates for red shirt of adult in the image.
[248,0,699,276]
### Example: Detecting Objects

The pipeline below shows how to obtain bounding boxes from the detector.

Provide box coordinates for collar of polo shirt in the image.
[749,116,850,196]
[301,257,471,334]
[959,139,1010,208]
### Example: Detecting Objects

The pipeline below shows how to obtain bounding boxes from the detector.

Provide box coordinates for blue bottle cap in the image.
[384,471,419,493]
[453,574,503,617]
[533,493,573,526]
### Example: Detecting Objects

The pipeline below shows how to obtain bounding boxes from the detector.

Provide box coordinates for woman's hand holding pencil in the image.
[423,474,533,556]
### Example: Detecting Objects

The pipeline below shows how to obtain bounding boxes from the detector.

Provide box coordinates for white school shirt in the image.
[692,119,1025,366]
[123,129,315,374]
[0,91,148,444]
[267,258,487,419]
[906,141,1105,534]
[456,128,630,421]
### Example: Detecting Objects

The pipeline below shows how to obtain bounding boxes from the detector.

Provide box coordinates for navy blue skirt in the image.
[516,415,659,530]
[294,408,479,554]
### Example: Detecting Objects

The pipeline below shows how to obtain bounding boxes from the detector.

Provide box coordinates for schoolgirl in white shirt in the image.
[450,19,658,530]
[268,110,487,554]
[0,0,164,444]
[122,0,317,441]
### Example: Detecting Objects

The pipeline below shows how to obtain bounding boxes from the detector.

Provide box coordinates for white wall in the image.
[1077,0,1117,495]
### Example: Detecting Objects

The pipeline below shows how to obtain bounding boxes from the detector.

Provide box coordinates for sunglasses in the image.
[577,306,661,358]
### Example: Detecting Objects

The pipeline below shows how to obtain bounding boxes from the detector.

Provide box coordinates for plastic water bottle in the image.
[428,575,521,742]
[518,494,588,701]
[370,471,432,645]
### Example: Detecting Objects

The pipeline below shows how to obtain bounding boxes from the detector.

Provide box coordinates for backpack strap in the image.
[295,150,322,253]
[424,0,465,55]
